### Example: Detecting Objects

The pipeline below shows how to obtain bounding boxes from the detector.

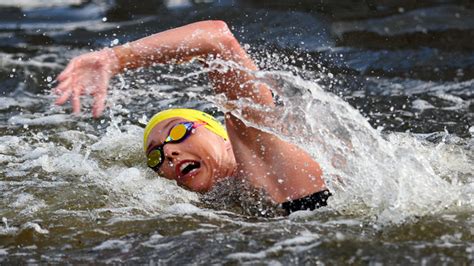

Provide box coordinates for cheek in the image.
[195,138,222,162]
[186,133,217,156]
[185,131,228,169]
[158,163,176,180]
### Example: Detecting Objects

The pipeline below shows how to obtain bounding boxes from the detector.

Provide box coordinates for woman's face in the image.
[145,117,236,192]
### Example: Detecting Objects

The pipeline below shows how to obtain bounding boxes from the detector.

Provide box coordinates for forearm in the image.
[112,21,226,70]
[111,20,274,106]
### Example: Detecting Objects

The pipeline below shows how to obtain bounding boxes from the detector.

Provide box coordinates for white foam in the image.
[92,239,131,253]
[11,193,47,215]
[164,203,203,214]
[0,97,20,110]
[0,226,18,236]
[0,0,82,8]
[9,114,73,126]
[0,124,198,216]
[227,247,278,260]
[141,234,166,249]
[276,233,320,247]
[90,124,143,164]
[34,152,100,176]
[21,222,49,234]
[227,232,320,260]
[141,238,175,250]
[0,136,23,154]
[412,99,435,111]
[0,154,17,164]
[181,228,215,236]
[323,219,363,227]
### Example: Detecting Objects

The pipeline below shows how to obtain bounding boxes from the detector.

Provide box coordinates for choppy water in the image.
[1,1,473,264]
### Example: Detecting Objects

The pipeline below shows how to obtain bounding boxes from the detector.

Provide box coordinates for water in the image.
[1,1,473,264]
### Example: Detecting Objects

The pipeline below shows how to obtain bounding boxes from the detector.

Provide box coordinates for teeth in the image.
[179,162,194,173]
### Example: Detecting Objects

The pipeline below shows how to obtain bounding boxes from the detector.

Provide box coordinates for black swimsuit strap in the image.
[281,189,332,215]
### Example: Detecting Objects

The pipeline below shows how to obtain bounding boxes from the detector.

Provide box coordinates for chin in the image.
[187,183,212,193]
[186,173,213,193]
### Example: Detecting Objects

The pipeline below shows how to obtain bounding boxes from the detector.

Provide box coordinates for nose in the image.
[163,144,180,162]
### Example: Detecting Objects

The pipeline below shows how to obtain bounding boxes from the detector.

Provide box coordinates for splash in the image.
[1,58,472,226]
[1,115,198,220]
[223,70,473,223]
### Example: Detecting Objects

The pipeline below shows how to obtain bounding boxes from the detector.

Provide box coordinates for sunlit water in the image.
[1,1,473,264]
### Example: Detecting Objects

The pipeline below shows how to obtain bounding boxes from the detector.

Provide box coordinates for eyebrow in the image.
[146,119,180,153]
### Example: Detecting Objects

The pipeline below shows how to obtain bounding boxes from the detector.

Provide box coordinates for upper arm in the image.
[225,114,325,203]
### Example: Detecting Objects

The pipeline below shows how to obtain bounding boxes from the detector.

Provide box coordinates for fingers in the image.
[55,88,72,105]
[53,78,72,105]
[53,82,83,115]
[52,77,71,95]
[53,75,107,117]
[53,53,112,117]
[72,86,82,114]
[56,60,75,81]
[92,92,106,118]
[92,78,109,118]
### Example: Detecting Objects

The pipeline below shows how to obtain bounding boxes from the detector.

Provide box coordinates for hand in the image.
[53,48,119,118]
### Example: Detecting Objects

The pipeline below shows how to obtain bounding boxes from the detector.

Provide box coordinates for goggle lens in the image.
[147,149,162,168]
[168,123,188,141]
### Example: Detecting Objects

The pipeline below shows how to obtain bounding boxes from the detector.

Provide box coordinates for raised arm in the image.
[54,20,273,117]
[112,20,274,106]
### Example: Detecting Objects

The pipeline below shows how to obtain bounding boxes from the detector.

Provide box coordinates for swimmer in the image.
[53,20,331,214]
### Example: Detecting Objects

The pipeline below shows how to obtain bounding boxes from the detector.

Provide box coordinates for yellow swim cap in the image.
[143,108,228,152]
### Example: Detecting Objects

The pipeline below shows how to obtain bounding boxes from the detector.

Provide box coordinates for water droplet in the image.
[2,217,8,228]
[110,39,119,46]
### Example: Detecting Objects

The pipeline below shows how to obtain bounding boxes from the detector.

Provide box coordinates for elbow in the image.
[212,20,236,43]
[207,20,230,31]
[200,20,231,34]
[198,20,239,53]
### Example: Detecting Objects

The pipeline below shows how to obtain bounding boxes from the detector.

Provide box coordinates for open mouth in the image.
[176,160,201,178]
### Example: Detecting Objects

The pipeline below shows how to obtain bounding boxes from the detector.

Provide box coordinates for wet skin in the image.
[145,117,236,192]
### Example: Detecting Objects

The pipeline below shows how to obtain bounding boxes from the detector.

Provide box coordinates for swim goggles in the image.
[147,121,206,171]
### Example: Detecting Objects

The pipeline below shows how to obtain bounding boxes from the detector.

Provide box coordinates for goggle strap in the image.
[192,121,207,128]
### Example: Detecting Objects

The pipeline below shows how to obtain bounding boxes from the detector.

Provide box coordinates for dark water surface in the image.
[0,0,473,264]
